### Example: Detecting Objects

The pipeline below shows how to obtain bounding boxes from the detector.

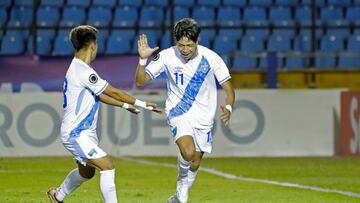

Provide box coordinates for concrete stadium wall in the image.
[0,90,341,157]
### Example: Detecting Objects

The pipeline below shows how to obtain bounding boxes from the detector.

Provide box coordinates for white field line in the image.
[120,157,360,199]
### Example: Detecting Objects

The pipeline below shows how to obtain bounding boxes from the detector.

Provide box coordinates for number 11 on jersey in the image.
[174,72,184,85]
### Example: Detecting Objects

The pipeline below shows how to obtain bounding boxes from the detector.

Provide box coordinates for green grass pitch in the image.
[1,156,360,203]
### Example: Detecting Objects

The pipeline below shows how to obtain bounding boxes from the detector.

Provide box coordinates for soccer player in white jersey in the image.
[46,25,162,203]
[135,18,235,203]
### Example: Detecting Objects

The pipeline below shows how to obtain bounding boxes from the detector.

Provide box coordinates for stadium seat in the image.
[269,7,292,24]
[217,7,241,26]
[200,29,216,41]
[245,27,269,41]
[59,7,86,27]
[36,7,60,27]
[145,0,168,7]
[347,35,360,52]
[93,0,116,7]
[199,38,211,48]
[272,29,296,39]
[165,7,190,25]
[0,0,11,8]
[98,29,109,41]
[295,6,312,26]
[87,7,112,27]
[96,37,106,55]
[174,0,194,7]
[160,31,171,49]
[315,56,336,69]
[106,35,131,54]
[6,29,29,41]
[286,56,310,69]
[301,0,326,6]
[213,36,238,55]
[37,29,56,39]
[0,8,7,27]
[299,29,323,39]
[326,28,350,40]
[259,56,285,70]
[41,0,64,7]
[118,0,142,7]
[320,35,344,52]
[111,30,136,40]
[320,7,344,25]
[1,34,24,55]
[27,35,52,55]
[223,0,247,7]
[243,7,267,25]
[293,35,311,52]
[14,0,33,7]
[139,6,164,27]
[233,56,258,71]
[113,6,138,27]
[354,0,360,6]
[267,35,291,52]
[346,7,360,26]
[197,0,221,7]
[67,0,90,8]
[8,6,33,27]
[248,0,272,7]
[328,0,351,7]
[53,35,73,56]
[275,0,298,7]
[192,6,216,26]
[338,55,360,69]
[218,29,242,40]
[241,35,264,52]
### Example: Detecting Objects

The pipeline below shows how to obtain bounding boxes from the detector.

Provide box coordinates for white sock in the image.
[177,153,191,178]
[56,168,88,201]
[100,169,117,203]
[187,169,198,190]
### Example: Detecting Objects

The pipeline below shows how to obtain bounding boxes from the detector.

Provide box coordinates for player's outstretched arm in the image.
[102,83,163,114]
[135,34,159,87]
[99,94,140,114]
[220,80,235,125]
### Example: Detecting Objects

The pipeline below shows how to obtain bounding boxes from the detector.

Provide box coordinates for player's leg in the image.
[88,156,117,203]
[188,151,204,190]
[50,162,95,202]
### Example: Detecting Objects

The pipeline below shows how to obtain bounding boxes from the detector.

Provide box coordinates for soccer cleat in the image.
[47,188,64,203]
[176,175,189,203]
[167,194,181,203]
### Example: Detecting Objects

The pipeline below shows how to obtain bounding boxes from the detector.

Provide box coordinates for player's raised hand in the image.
[220,105,231,126]
[146,102,164,114]
[138,34,159,59]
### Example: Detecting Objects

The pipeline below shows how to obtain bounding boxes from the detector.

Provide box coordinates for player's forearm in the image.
[99,94,124,108]
[135,64,148,87]
[222,81,235,106]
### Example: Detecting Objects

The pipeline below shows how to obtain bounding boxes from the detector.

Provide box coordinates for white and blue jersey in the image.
[60,57,108,164]
[145,45,231,128]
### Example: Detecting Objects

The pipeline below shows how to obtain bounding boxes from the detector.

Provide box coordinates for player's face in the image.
[176,37,198,61]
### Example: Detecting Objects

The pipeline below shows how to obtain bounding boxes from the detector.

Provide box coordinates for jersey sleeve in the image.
[145,52,165,80]
[213,54,231,85]
[79,68,108,96]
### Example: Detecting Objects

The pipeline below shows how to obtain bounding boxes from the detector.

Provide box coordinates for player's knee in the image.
[182,149,195,161]
[79,167,96,179]
[191,159,201,171]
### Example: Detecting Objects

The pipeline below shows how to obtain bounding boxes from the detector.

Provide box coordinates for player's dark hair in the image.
[174,18,201,43]
[69,25,98,51]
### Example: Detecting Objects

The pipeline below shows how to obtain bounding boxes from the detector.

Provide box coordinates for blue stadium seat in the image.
[118,0,142,8]
[347,35,360,52]
[192,6,215,26]
[295,6,312,26]
[6,29,29,40]
[0,0,11,8]
[267,35,291,52]
[241,35,264,52]
[111,30,136,40]
[213,36,238,55]
[98,29,109,42]
[301,0,326,6]
[174,0,194,7]
[67,0,90,8]
[113,6,138,27]
[315,56,336,69]
[248,0,272,7]
[8,6,33,27]
[293,35,311,52]
[53,34,73,56]
[286,56,310,69]
[197,0,221,7]
[161,31,171,49]
[299,29,323,39]
[217,7,241,26]
[272,29,296,39]
[139,6,164,27]
[27,35,52,55]
[165,6,190,25]
[14,0,33,7]
[199,38,211,48]
[1,34,24,55]
[326,28,350,40]
[93,0,116,7]
[328,0,351,7]
[223,0,247,7]
[57,29,71,38]
[339,55,360,69]
[97,37,106,55]
[59,7,86,26]
[200,29,216,41]
[87,7,112,27]
[37,7,60,27]
[320,35,344,52]
[37,29,56,39]
[320,7,344,25]
[245,27,269,41]
[145,0,168,7]
[106,35,131,54]
[0,8,7,27]
[275,0,298,6]
[346,7,360,26]
[243,7,267,25]
[354,0,360,6]
[218,29,242,40]
[41,0,64,7]
[259,56,285,70]
[269,7,292,26]
[233,56,258,71]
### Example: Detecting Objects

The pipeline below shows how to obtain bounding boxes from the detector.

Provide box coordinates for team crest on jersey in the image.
[89,74,98,84]
[152,53,160,61]
[171,127,177,137]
